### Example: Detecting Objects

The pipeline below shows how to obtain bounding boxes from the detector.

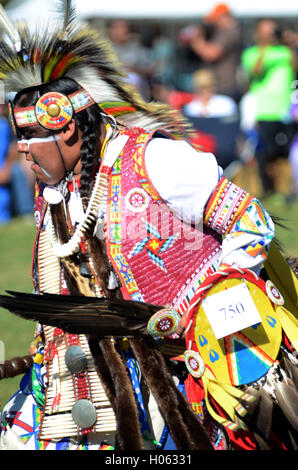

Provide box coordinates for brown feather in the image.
[275,379,298,431]
[253,388,273,440]
[280,354,298,389]
[129,337,213,450]
[0,291,160,337]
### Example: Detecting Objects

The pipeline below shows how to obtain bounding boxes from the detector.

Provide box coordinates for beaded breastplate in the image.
[32,185,116,442]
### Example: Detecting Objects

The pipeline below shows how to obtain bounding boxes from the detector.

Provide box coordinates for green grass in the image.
[0,197,297,410]
[260,195,298,258]
[0,217,36,409]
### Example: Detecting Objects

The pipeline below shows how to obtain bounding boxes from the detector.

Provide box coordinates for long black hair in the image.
[13,77,103,207]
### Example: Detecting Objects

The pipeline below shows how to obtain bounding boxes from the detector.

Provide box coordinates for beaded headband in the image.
[10,89,95,136]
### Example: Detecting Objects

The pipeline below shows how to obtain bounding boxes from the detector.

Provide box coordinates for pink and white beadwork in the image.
[125,187,149,213]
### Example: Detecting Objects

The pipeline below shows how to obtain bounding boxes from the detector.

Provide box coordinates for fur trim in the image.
[86,231,114,298]
[99,338,144,450]
[129,337,213,450]
[0,355,33,379]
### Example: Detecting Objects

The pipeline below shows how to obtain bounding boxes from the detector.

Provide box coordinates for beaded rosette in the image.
[35,92,73,130]
[147,308,181,337]
[13,89,95,133]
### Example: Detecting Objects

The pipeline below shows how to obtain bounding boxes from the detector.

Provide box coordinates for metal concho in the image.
[35,92,73,130]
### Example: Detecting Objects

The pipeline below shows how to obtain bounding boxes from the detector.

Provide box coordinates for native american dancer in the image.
[0,2,297,451]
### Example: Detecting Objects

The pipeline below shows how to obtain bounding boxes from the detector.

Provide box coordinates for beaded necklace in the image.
[47,125,128,258]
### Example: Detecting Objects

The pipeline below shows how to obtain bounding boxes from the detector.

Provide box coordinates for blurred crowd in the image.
[1,3,298,224]
[106,4,298,202]
[0,103,34,225]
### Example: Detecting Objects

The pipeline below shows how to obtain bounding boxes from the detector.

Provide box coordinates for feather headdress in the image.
[0,1,189,137]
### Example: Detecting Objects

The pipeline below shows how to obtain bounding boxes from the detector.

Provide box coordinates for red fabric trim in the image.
[104,106,137,114]
[17,121,38,128]
[211,398,258,450]
[204,176,226,218]
[105,139,133,301]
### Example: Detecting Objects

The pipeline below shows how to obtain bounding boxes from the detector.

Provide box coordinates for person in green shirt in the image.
[242,19,295,195]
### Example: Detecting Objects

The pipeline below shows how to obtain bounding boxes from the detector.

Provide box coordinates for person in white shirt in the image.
[183,69,238,118]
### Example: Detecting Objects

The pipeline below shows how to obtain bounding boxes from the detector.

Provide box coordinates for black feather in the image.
[0,291,161,337]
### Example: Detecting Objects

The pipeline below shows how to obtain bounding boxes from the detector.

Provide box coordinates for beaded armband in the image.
[203,177,254,236]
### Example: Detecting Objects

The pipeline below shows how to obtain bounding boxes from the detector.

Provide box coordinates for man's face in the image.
[16,126,68,185]
[257,20,277,45]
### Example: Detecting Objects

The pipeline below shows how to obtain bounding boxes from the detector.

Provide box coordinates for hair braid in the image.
[75,106,102,209]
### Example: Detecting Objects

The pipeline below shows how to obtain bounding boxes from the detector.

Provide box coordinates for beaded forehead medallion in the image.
[13,89,95,132]
[35,92,73,130]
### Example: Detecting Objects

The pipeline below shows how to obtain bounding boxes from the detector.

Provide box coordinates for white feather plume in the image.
[50,0,77,36]
[0,5,22,52]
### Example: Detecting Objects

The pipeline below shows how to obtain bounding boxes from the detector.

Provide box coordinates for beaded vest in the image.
[106,127,222,314]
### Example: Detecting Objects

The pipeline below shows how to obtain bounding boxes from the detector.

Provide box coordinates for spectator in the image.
[174,25,206,92]
[282,27,298,75]
[0,104,16,223]
[150,26,176,88]
[108,19,153,100]
[0,103,34,223]
[241,19,296,196]
[182,69,241,170]
[10,155,34,219]
[288,101,298,201]
[183,69,238,118]
[188,3,242,100]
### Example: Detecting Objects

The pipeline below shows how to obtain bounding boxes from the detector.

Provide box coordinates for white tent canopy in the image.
[76,0,298,20]
[6,0,298,25]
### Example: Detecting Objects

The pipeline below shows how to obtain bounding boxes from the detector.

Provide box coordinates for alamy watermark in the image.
[95,203,205,251]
